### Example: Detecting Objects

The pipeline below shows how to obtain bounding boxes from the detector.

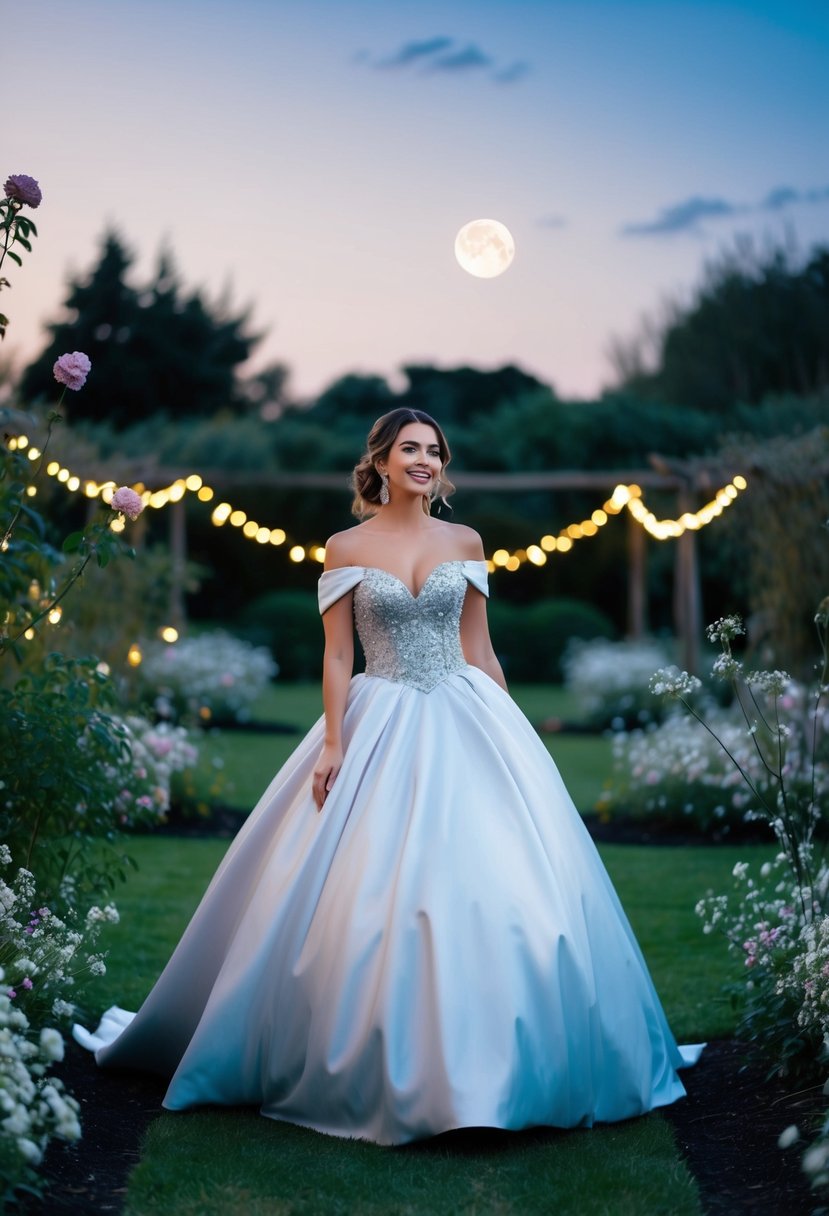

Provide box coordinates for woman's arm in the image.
[460,588,509,693]
[312,544,355,810]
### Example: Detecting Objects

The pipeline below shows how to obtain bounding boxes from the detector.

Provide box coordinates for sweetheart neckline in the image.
[344,559,481,600]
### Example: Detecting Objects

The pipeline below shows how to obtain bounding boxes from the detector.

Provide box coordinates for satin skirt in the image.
[76,668,701,1145]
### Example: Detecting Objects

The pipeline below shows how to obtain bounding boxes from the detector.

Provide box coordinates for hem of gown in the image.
[241,1089,692,1147]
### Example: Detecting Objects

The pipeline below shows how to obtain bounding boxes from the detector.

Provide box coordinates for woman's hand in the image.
[312,742,343,811]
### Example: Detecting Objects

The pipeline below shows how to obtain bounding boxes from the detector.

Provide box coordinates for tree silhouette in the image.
[611,240,829,411]
[21,232,263,427]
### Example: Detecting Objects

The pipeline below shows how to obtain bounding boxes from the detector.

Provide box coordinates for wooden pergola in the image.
[93,459,721,674]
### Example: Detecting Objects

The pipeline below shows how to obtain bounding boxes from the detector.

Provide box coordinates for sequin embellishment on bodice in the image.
[353,562,476,693]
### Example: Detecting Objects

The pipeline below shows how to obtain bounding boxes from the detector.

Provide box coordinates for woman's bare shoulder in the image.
[433,520,485,560]
[323,524,371,570]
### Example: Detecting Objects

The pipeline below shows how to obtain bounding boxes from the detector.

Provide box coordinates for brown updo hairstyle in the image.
[351,408,456,519]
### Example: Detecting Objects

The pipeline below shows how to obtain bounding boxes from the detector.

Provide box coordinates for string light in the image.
[5,432,746,573]
[484,478,748,573]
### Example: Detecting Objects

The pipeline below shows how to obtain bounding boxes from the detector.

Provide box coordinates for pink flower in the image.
[4,174,42,208]
[53,351,92,391]
[7,988,16,999]
[21,977,33,991]
[110,487,145,520]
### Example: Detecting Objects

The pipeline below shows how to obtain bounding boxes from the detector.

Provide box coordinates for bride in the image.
[76,406,700,1145]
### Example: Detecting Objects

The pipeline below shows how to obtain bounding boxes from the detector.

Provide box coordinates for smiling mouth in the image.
[408,472,432,482]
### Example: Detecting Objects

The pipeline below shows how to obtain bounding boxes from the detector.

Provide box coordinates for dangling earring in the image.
[379,472,390,505]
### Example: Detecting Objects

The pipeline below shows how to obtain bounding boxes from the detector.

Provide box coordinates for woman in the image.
[77,407,700,1145]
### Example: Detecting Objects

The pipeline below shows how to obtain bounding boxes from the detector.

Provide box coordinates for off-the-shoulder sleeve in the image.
[318,567,365,615]
[461,560,490,598]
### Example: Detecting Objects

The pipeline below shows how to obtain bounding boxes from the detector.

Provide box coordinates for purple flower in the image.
[110,486,145,520]
[7,988,16,999]
[53,351,92,391]
[3,175,42,208]
[21,977,33,991]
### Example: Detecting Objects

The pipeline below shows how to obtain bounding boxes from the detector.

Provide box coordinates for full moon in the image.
[454,218,515,278]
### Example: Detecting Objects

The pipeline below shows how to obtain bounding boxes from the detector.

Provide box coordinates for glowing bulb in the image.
[160,626,179,643]
[48,607,62,625]
[289,545,305,563]
[127,644,143,667]
[269,529,286,545]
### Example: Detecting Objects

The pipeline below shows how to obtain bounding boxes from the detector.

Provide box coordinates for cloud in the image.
[623,183,829,237]
[761,184,829,211]
[494,60,531,85]
[364,37,529,85]
[376,37,454,69]
[427,43,491,73]
[622,196,742,237]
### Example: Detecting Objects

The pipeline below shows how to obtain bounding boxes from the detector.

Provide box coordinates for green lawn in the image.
[78,683,757,1215]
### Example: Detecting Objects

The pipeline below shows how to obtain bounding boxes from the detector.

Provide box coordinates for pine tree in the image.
[20,232,262,427]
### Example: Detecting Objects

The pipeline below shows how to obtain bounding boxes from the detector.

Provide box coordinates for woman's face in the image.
[380,422,442,503]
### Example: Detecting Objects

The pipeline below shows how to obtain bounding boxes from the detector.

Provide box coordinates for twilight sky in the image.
[5,0,829,403]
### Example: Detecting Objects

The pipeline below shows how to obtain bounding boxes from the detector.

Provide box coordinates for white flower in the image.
[777,1124,800,1148]
[16,1136,42,1164]
[3,1104,31,1136]
[649,667,702,698]
[803,1142,829,1175]
[706,615,745,643]
[732,862,749,880]
[39,1028,64,1062]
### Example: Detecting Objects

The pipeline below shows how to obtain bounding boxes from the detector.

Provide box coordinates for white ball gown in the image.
[75,560,702,1145]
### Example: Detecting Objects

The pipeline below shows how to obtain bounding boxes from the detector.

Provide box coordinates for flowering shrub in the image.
[601,676,829,834]
[657,597,829,1187]
[0,844,116,1201]
[0,670,200,905]
[0,985,80,1200]
[602,710,764,831]
[696,853,828,1069]
[562,637,674,729]
[136,630,277,725]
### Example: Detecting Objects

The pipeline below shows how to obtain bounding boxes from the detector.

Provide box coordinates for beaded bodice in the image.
[318,560,489,693]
